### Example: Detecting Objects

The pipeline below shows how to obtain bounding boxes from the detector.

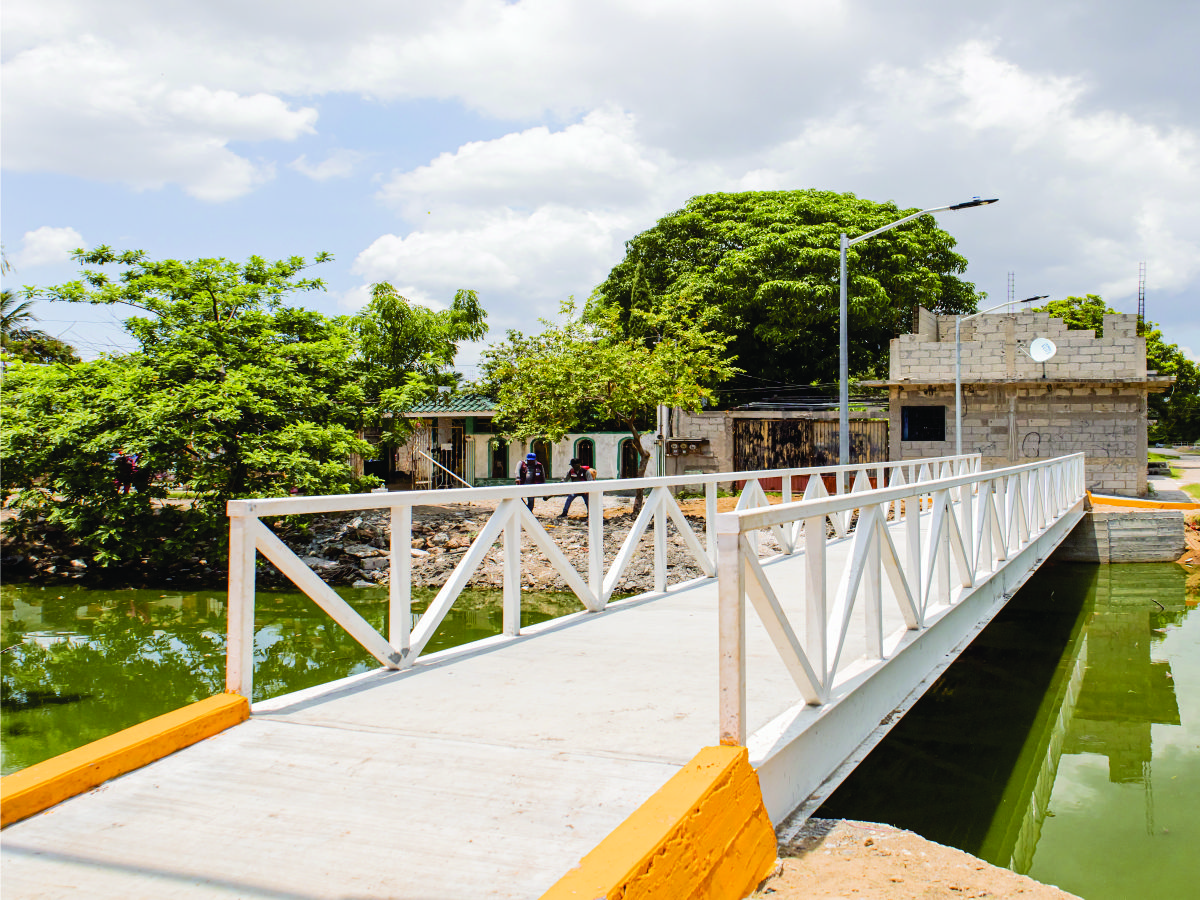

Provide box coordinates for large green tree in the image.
[479,295,739,512]
[1035,295,1200,443]
[2,248,378,570]
[352,282,487,441]
[590,190,981,397]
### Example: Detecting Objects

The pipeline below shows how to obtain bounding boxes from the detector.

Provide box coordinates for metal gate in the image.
[733,418,888,472]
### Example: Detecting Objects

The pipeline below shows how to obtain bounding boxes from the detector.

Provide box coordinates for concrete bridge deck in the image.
[3,544,910,898]
[2,455,1086,899]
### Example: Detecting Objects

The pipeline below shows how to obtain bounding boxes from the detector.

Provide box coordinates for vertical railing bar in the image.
[653,487,668,594]
[864,504,883,659]
[716,515,746,746]
[588,487,604,607]
[226,508,257,699]
[502,500,521,636]
[389,504,412,667]
[705,479,718,567]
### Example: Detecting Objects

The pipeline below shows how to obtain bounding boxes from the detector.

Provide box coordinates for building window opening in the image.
[574,438,595,469]
[489,437,508,479]
[531,438,552,479]
[901,406,946,441]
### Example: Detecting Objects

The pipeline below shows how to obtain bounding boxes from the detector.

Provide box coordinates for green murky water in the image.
[0,583,583,776]
[817,562,1200,899]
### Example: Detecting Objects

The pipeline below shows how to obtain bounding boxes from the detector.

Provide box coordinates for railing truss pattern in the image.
[715,452,1086,746]
[225,455,983,700]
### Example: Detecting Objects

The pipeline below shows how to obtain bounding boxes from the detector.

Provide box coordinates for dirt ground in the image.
[753,820,1079,900]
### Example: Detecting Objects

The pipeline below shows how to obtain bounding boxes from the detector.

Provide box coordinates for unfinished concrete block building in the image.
[870,307,1173,496]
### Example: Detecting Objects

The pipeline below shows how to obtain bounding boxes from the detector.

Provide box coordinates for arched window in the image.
[488,437,508,479]
[573,437,595,469]
[531,438,552,479]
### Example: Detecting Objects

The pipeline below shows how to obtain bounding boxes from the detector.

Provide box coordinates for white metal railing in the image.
[225,454,983,699]
[714,452,1086,746]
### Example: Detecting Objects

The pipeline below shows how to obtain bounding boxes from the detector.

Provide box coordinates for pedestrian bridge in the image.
[1,452,1087,898]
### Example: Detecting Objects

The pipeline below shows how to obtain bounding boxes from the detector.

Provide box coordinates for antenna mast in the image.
[1007,272,1015,312]
[1137,262,1146,336]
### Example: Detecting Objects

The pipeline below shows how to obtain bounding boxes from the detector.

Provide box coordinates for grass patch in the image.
[1183,483,1200,501]
[1148,452,1176,462]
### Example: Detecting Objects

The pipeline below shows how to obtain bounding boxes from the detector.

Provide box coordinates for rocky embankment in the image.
[0,502,730,595]
[282,503,716,594]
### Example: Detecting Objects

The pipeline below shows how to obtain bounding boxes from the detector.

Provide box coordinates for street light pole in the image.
[838,198,998,470]
[953,295,1048,455]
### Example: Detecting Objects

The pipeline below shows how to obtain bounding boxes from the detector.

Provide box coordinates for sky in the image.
[3,0,1197,375]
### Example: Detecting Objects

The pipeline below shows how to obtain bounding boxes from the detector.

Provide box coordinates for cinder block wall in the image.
[890,383,1148,495]
[888,310,1153,496]
[671,411,734,475]
[892,310,1146,383]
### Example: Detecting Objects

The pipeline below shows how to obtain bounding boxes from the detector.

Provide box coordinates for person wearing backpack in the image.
[517,452,546,512]
[558,457,595,519]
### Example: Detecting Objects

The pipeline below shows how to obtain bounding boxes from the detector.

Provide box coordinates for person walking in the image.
[558,457,595,519]
[517,452,546,512]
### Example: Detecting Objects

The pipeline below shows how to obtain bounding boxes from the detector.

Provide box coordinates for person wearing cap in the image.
[517,451,546,512]
[558,457,594,519]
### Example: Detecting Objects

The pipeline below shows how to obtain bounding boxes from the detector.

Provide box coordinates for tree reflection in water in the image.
[815,562,1193,899]
[1,583,584,775]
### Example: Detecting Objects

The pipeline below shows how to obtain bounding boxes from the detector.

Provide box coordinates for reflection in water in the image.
[816,563,1194,900]
[1,583,584,775]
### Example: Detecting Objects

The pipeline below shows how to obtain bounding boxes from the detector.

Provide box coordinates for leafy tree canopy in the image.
[478,295,739,511]
[2,248,379,570]
[352,282,487,440]
[1036,295,1200,442]
[589,190,981,398]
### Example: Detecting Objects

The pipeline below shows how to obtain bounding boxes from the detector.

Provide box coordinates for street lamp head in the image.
[948,197,1000,210]
[1021,295,1049,304]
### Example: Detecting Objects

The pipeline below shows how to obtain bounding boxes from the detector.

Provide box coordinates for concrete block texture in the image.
[903,309,1146,381]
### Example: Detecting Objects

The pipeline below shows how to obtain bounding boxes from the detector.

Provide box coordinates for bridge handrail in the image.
[225,454,983,701]
[713,452,1086,746]
[224,456,979,517]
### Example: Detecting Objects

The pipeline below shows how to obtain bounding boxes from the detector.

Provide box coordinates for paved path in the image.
[1148,449,1200,502]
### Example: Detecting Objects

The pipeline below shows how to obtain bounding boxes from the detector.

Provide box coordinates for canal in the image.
[818,562,1199,899]
[2,562,1196,897]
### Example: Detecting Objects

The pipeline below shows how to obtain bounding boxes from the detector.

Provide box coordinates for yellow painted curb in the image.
[540,746,778,900]
[1088,491,1200,510]
[1,692,249,828]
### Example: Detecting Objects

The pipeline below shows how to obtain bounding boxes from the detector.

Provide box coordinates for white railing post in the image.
[225,503,257,698]
[705,480,718,566]
[588,488,604,607]
[653,488,668,594]
[716,513,746,746]
[906,487,923,623]
[389,504,412,667]
[864,504,882,658]
[804,509,828,689]
[503,500,521,636]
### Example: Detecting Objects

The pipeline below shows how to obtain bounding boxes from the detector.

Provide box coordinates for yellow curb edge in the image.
[540,745,778,900]
[1,692,249,828]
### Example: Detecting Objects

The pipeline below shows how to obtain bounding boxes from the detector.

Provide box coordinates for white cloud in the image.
[13,226,85,268]
[380,108,667,215]
[353,205,632,313]
[2,35,316,201]
[290,149,366,181]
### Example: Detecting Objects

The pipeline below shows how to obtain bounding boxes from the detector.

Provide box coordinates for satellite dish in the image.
[1029,337,1057,362]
